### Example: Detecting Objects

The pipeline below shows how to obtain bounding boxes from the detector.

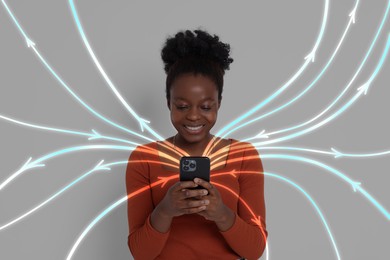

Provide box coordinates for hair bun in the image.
[161,29,233,74]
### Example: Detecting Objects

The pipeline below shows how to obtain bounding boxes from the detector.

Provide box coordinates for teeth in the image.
[185,125,203,131]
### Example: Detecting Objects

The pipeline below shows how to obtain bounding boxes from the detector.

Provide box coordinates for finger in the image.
[194,178,215,195]
[173,181,198,191]
[180,188,208,200]
[181,205,207,214]
[183,199,209,208]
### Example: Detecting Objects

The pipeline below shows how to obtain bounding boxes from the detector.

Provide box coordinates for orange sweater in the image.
[126,139,267,260]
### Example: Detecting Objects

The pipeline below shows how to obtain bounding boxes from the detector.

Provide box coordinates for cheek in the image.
[170,111,182,124]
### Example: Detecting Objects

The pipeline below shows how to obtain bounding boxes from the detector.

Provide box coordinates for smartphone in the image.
[179,156,210,189]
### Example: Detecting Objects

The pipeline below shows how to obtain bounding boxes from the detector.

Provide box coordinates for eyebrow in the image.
[173,97,215,102]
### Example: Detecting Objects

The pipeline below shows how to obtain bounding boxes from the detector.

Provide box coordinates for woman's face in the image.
[168,73,220,145]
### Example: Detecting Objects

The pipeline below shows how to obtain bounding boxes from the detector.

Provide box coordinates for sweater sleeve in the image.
[220,143,268,260]
[126,145,170,259]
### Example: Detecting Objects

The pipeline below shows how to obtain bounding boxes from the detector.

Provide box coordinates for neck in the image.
[174,134,214,156]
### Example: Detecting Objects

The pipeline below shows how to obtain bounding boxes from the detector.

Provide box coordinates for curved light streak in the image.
[215,0,329,138]
[65,170,339,260]
[330,148,390,159]
[252,33,390,146]
[68,0,163,140]
[0,145,134,191]
[247,1,390,141]
[262,154,390,220]
[0,0,155,142]
[227,0,360,140]
[0,160,110,231]
[0,114,139,146]
[257,146,390,159]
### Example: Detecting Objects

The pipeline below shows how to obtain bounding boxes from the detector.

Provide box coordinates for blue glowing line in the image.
[257,146,390,159]
[215,0,329,137]
[0,160,110,231]
[252,33,390,146]
[246,1,390,141]
[65,170,339,260]
[0,145,134,191]
[0,114,140,146]
[262,154,390,220]
[0,0,155,142]
[227,0,360,140]
[330,148,390,159]
[68,0,163,140]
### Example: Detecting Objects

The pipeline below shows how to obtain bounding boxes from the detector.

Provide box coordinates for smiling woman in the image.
[125,29,267,260]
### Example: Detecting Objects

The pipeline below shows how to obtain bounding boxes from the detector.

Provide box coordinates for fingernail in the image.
[194,178,200,183]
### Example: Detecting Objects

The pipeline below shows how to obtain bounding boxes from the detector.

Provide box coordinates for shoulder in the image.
[229,139,259,155]
[129,141,158,160]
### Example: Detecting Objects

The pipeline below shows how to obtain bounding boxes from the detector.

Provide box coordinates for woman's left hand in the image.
[194,178,235,229]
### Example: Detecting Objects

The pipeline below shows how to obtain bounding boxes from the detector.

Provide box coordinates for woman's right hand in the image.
[157,181,210,218]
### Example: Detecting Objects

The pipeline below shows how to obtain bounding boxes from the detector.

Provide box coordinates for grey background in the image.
[0,0,389,259]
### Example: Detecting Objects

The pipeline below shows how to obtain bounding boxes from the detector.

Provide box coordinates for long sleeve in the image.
[126,146,170,259]
[220,143,268,260]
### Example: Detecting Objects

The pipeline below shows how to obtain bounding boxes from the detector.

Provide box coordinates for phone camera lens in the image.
[183,160,189,165]
[189,163,195,168]
[183,166,189,171]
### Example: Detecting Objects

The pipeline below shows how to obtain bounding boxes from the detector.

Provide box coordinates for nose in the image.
[186,107,201,121]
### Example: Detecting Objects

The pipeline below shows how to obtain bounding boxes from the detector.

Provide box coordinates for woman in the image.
[126,29,267,260]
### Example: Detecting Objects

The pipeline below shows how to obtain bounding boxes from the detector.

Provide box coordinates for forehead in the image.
[170,74,218,101]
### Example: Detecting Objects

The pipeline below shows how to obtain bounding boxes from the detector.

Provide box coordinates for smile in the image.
[184,125,205,133]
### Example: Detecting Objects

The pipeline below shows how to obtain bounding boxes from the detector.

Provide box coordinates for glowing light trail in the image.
[255,146,390,159]
[68,0,163,140]
[0,145,134,191]
[246,1,390,141]
[1,0,155,142]
[65,169,338,260]
[251,33,390,146]
[262,154,390,220]
[215,0,329,138]
[0,114,139,145]
[227,0,360,140]
[0,159,182,231]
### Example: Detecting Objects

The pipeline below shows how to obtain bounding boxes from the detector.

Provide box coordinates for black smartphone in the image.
[179,156,210,189]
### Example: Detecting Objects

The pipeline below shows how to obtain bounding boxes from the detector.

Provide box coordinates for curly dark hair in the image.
[161,29,233,102]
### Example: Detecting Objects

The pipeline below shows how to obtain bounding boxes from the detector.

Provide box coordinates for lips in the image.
[184,124,205,134]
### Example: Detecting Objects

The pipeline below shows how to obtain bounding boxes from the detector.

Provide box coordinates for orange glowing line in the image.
[127,169,267,246]
[203,135,218,156]
[211,155,261,171]
[136,146,181,165]
[127,159,178,170]
[209,143,252,162]
[157,139,189,157]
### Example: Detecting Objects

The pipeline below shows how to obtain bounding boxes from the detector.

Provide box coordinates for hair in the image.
[161,29,233,102]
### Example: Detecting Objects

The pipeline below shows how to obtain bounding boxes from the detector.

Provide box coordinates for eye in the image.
[176,105,189,110]
[201,106,211,111]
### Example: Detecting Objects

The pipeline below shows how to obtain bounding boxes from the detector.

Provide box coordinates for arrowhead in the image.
[349,9,356,24]
[305,50,315,62]
[251,215,262,227]
[26,38,35,48]
[330,148,344,158]
[255,130,269,139]
[158,176,171,188]
[22,157,45,171]
[228,169,237,178]
[139,118,150,132]
[352,181,361,192]
[88,129,102,140]
[357,82,370,95]
[93,160,111,172]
